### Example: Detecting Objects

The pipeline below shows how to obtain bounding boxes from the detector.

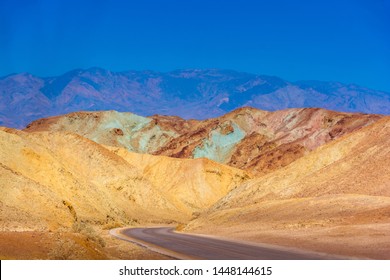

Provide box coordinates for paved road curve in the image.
[111,227,341,260]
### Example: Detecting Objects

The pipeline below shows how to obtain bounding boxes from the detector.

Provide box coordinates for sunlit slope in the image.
[186,116,390,232]
[107,147,250,213]
[0,128,185,231]
[0,127,250,231]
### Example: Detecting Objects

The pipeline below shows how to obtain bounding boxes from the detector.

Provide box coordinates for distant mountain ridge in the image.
[1,68,389,128]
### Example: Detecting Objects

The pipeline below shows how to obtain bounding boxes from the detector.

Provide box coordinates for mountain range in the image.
[1,107,390,259]
[1,68,389,128]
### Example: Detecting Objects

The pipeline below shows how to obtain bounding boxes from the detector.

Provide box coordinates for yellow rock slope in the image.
[108,147,249,214]
[0,128,248,232]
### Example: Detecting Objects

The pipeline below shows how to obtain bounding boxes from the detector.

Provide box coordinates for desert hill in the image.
[184,116,390,258]
[107,147,249,213]
[0,125,250,259]
[0,128,179,231]
[25,107,381,176]
[0,128,248,232]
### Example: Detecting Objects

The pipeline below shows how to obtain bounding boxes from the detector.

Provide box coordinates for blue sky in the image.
[1,0,389,91]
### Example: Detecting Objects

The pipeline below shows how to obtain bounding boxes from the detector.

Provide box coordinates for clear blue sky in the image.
[1,0,389,91]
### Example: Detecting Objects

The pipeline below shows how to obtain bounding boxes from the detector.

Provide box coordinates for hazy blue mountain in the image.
[1,68,389,128]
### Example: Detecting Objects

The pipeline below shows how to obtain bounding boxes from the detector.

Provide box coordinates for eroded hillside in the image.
[0,126,249,259]
[24,107,381,176]
[0,128,181,231]
[184,117,390,259]
[107,147,249,213]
